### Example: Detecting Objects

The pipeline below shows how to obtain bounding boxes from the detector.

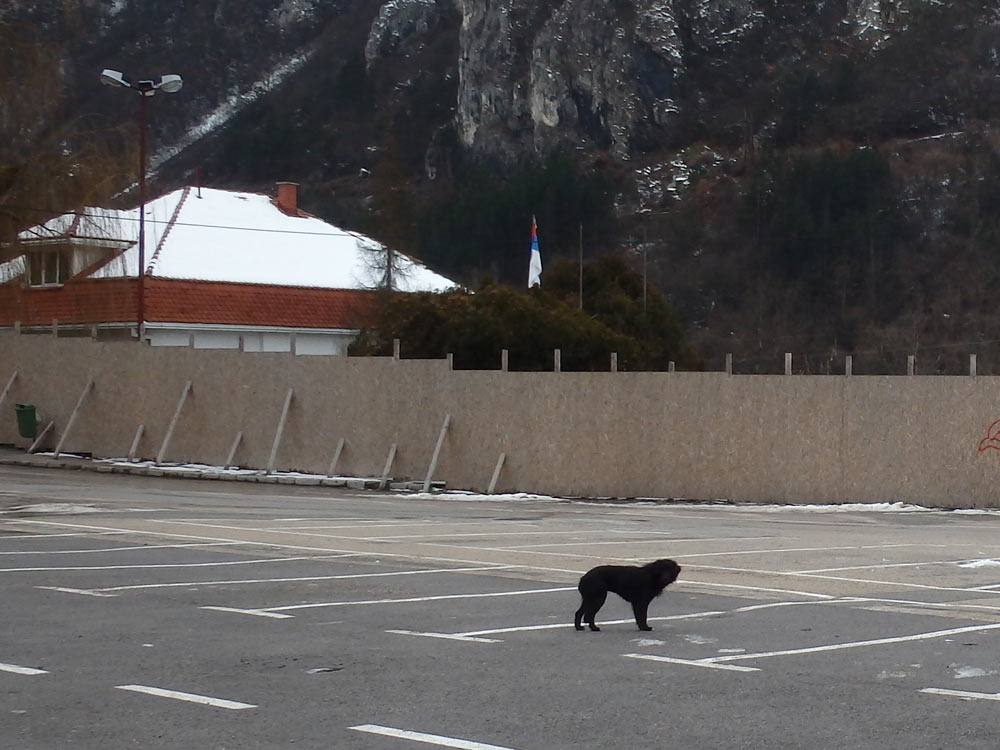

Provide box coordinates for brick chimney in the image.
[275,182,300,216]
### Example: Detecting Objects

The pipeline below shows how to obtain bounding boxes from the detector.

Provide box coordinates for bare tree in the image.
[0,20,132,253]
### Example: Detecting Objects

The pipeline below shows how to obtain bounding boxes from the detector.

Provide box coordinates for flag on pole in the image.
[528,216,542,288]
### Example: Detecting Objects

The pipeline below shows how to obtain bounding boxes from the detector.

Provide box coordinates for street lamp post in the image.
[100,69,183,343]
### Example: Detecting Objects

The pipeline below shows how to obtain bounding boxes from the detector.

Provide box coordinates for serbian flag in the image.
[528,216,542,288]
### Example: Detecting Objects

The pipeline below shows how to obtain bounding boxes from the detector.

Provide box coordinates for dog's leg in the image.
[584,591,606,631]
[632,599,652,631]
[574,602,586,631]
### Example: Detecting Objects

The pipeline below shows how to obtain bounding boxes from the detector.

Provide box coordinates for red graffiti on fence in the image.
[978,418,1000,452]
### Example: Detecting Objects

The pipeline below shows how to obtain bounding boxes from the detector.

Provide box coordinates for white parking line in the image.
[0,553,348,573]
[115,684,256,710]
[350,724,518,749]
[0,541,243,556]
[44,565,514,596]
[10,519,584,575]
[388,610,726,643]
[920,688,1000,702]
[202,586,575,618]
[385,630,502,643]
[0,662,47,675]
[623,654,760,672]
[629,622,1000,672]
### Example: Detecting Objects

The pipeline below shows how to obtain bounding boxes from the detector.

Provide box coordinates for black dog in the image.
[574,559,681,632]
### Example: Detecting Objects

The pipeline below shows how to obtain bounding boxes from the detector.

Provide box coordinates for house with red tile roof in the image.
[0,183,456,354]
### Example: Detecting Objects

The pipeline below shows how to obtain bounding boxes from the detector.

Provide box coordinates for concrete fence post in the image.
[128,424,145,462]
[725,353,733,376]
[970,354,978,377]
[907,355,916,376]
[610,352,618,373]
[845,355,853,377]
[423,414,451,492]
[157,380,192,466]
[501,349,508,372]
[488,453,506,494]
[266,388,294,474]
[784,353,792,376]
[53,378,94,459]
[554,349,561,373]
[393,338,400,360]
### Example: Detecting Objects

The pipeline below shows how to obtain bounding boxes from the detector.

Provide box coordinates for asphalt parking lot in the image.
[3,462,1000,749]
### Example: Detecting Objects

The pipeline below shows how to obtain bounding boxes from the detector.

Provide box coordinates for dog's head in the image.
[646,558,681,588]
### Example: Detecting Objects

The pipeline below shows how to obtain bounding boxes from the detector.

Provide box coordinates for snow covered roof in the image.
[13,185,457,293]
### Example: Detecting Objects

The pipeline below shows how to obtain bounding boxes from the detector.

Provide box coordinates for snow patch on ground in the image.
[632,638,666,647]
[958,559,1000,569]
[682,634,717,645]
[954,666,997,679]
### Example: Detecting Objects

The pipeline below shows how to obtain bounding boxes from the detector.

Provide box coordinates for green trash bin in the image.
[15,403,37,439]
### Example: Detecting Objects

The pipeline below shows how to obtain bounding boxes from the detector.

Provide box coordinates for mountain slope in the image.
[7,0,1000,373]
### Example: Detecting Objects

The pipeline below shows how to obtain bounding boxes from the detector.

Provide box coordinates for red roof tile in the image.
[0,278,381,330]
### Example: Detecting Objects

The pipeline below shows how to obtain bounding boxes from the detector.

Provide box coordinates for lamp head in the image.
[156,74,183,94]
[99,68,130,88]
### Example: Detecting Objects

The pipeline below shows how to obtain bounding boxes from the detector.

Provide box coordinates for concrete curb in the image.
[0,451,444,493]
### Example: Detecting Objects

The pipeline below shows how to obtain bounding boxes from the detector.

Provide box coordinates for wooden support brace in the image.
[0,371,17,411]
[128,424,145,462]
[423,414,451,492]
[54,378,94,458]
[157,380,192,466]
[267,388,294,474]
[327,437,346,477]
[487,453,506,495]
[28,422,54,454]
[379,443,397,490]
[225,431,243,469]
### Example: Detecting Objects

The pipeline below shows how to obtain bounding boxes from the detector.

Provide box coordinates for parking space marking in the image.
[42,564,515,597]
[0,662,47,675]
[629,621,1000,672]
[11,519,584,575]
[623,654,761,672]
[0,553,349,573]
[115,684,256,710]
[37,586,118,598]
[920,688,1000,702]
[506,535,774,550]
[202,586,575,618]
[0,531,127,540]
[386,630,503,643]
[794,557,992,574]
[0,541,243,556]
[389,610,726,643]
[683,563,1000,595]
[350,724,519,749]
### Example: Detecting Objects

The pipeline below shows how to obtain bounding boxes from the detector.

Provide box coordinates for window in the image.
[28,250,70,286]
